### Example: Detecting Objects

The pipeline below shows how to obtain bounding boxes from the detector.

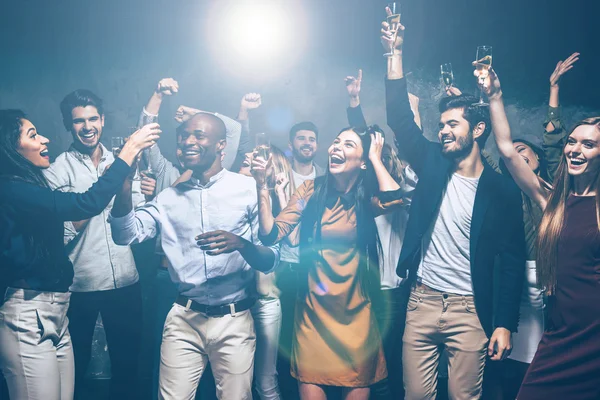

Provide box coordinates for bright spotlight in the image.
[228,3,288,61]
[206,1,306,82]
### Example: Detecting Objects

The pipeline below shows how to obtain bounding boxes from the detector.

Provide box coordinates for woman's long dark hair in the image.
[299,126,382,305]
[0,110,50,288]
[0,109,49,188]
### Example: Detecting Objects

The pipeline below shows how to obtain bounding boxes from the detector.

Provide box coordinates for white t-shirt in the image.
[376,165,417,289]
[280,167,316,263]
[418,173,479,295]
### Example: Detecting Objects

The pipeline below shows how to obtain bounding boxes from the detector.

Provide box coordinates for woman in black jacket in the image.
[0,109,160,400]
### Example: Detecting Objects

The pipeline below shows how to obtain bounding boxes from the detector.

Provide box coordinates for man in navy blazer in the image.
[381,19,526,400]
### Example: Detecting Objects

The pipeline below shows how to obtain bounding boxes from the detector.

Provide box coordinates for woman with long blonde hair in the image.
[241,144,295,399]
[480,66,600,399]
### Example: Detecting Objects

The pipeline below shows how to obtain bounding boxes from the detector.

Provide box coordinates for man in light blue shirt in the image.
[110,112,279,400]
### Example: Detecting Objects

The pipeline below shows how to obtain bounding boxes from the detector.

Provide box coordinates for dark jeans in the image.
[68,282,142,400]
[371,286,408,400]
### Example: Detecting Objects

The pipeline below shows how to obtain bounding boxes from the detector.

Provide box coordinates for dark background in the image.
[0,0,598,164]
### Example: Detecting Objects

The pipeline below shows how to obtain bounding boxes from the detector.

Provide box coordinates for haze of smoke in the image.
[0,64,597,166]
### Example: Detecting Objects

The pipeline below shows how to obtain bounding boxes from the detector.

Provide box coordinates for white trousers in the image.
[509,260,545,364]
[0,288,74,400]
[158,303,256,400]
[251,298,282,400]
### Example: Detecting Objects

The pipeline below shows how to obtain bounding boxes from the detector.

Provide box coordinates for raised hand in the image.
[445,86,463,97]
[550,52,580,88]
[274,172,289,197]
[119,123,162,166]
[241,93,262,111]
[156,78,179,96]
[369,130,385,163]
[475,67,502,100]
[250,150,270,187]
[381,7,405,54]
[345,69,363,98]
[174,105,202,124]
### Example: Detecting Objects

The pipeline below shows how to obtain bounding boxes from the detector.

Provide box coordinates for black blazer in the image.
[385,77,526,337]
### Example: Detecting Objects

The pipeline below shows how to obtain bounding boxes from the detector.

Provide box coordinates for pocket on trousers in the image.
[406,293,420,312]
[465,300,477,314]
[35,309,57,345]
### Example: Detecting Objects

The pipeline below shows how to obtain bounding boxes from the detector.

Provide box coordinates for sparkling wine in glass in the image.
[254,132,274,189]
[383,2,401,57]
[255,132,271,162]
[473,45,492,106]
[441,63,454,89]
[111,137,124,157]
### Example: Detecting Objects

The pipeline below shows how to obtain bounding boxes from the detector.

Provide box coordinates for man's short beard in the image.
[292,147,315,163]
[441,133,474,161]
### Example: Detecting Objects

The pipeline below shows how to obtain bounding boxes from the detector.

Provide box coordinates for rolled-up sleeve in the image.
[109,203,160,245]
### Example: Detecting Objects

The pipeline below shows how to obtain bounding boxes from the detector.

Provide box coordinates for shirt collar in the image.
[186,168,227,189]
[325,185,357,210]
[68,143,110,164]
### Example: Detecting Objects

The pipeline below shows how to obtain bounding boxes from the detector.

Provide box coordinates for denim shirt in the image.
[44,144,144,292]
[109,169,280,306]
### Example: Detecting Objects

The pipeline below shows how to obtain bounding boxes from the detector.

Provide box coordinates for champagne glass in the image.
[383,2,401,57]
[255,132,271,162]
[473,45,492,106]
[441,63,454,90]
[138,116,157,180]
[111,137,124,157]
[254,132,274,189]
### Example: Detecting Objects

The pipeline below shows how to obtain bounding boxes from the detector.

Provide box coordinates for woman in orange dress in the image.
[252,126,406,399]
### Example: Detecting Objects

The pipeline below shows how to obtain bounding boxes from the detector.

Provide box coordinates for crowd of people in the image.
[1,8,599,400]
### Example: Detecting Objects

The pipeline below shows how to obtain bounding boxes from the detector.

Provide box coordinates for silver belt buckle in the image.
[229,303,237,317]
[185,299,192,311]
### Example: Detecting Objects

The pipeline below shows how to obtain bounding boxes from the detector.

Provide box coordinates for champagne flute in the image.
[473,45,492,106]
[383,2,401,57]
[441,63,454,90]
[111,137,124,157]
[254,132,273,189]
[138,116,157,180]
[127,126,143,181]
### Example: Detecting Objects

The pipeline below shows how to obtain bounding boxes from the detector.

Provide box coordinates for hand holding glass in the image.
[383,2,401,57]
[441,63,454,89]
[473,46,492,106]
[111,137,124,157]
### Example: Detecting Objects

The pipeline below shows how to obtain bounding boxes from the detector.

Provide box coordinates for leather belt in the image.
[175,296,255,317]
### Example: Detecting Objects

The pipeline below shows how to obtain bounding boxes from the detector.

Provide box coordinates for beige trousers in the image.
[0,288,73,400]
[158,303,256,400]
[403,285,488,400]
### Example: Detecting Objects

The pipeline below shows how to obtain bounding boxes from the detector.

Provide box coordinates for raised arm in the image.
[109,184,161,246]
[215,112,242,170]
[1,125,159,221]
[544,52,579,181]
[382,15,433,175]
[370,131,399,192]
[140,78,180,185]
[345,69,369,129]
[478,68,548,210]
